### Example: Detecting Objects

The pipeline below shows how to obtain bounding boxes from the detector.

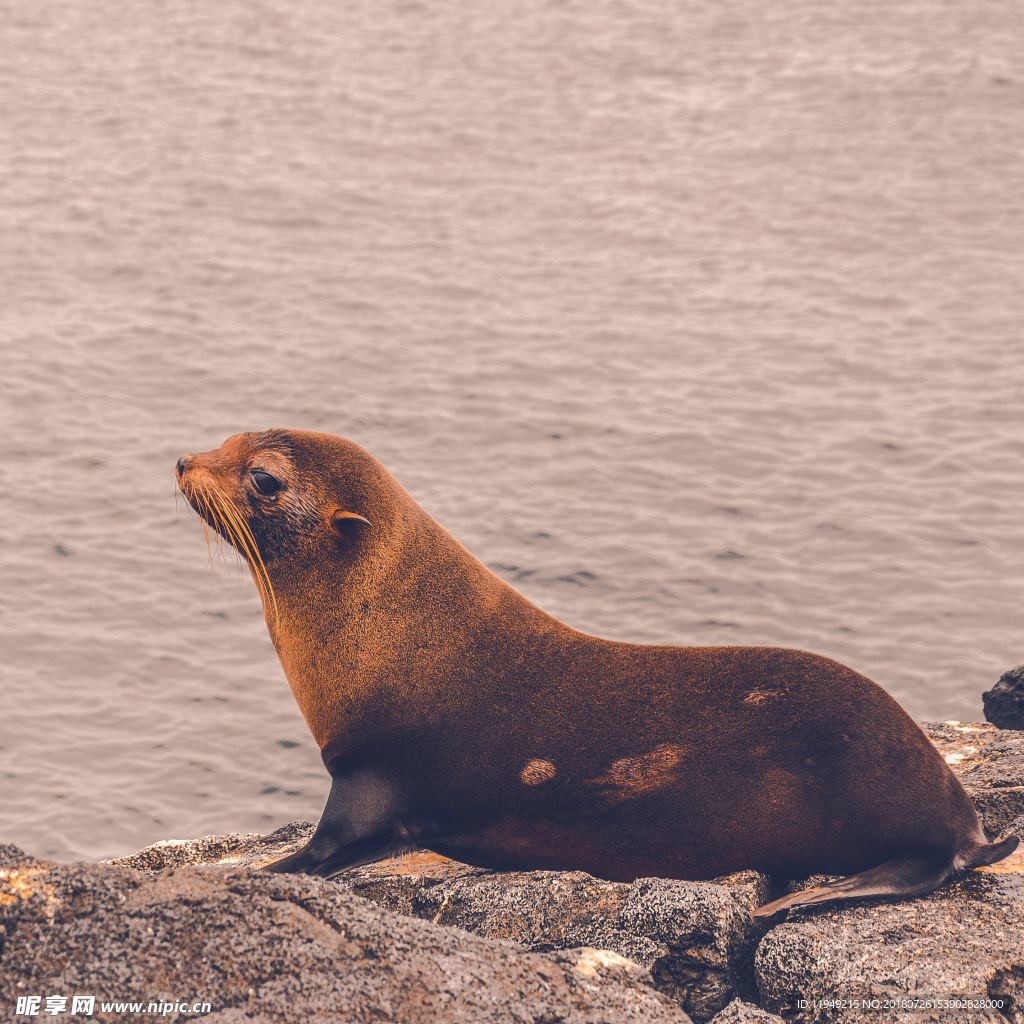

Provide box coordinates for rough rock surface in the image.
[111,822,771,1023]
[341,860,771,1022]
[107,819,316,872]
[923,721,1024,835]
[983,665,1024,730]
[755,849,1024,1023]
[710,998,786,1022]
[0,842,691,1024]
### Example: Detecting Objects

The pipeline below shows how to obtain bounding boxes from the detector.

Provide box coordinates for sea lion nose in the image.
[176,455,191,477]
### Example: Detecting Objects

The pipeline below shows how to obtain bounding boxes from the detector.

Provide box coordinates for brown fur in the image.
[177,429,1010,901]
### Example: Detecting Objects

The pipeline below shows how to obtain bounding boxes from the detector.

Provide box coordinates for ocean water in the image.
[2,0,1023,862]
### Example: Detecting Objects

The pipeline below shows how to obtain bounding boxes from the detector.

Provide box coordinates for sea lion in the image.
[175,429,1017,916]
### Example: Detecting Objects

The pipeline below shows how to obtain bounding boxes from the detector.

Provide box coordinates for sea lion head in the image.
[175,429,399,620]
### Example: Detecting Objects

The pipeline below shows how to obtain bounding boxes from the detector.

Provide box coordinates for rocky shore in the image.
[2,722,1022,1024]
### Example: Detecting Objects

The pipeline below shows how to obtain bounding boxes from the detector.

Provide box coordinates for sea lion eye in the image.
[251,470,283,496]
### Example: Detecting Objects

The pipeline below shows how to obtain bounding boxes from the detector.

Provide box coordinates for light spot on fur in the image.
[743,688,783,705]
[589,744,685,803]
[520,759,556,786]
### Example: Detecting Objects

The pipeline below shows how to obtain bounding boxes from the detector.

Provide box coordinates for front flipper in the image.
[264,769,404,878]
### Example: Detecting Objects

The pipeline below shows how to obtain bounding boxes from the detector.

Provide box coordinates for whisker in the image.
[178,474,280,629]
[201,483,235,569]
[204,483,234,563]
[236,510,279,625]
[208,482,280,627]
[190,481,215,570]
[215,492,249,578]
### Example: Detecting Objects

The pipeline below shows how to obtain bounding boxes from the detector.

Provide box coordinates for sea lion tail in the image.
[960,830,1019,869]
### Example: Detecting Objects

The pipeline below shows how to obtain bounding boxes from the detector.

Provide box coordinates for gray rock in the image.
[923,722,1024,835]
[107,827,771,1022]
[0,845,692,1024]
[710,998,785,1023]
[104,820,315,871]
[983,665,1024,730]
[754,862,1024,1023]
[340,857,772,1022]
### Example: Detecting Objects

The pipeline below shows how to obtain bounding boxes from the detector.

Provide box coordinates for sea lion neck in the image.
[266,487,559,753]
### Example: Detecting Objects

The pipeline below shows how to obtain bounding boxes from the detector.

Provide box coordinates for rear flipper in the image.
[961,830,1019,869]
[753,831,1019,919]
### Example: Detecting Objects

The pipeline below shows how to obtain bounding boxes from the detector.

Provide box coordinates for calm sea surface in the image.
[2,0,1023,861]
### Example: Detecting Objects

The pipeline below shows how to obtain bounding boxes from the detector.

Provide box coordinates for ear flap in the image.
[331,508,371,537]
